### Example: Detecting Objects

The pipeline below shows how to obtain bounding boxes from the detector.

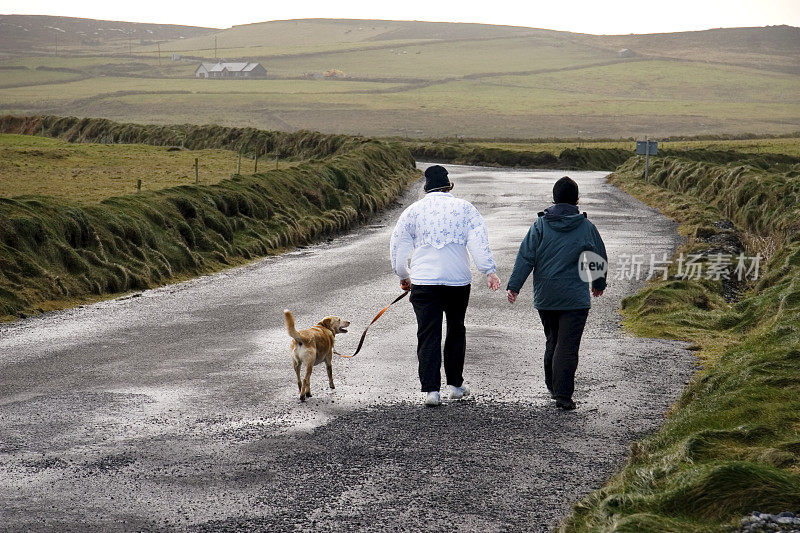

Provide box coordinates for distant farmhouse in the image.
[195,62,267,79]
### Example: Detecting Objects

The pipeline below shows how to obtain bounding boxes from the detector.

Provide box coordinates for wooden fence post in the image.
[237,151,242,175]
[137,179,142,193]
[195,158,199,184]
[254,152,259,173]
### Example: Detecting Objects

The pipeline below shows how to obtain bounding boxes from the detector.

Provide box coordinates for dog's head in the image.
[319,316,350,335]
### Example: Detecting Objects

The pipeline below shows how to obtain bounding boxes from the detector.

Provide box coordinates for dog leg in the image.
[293,358,302,394]
[302,362,314,399]
[326,356,335,390]
[299,366,306,403]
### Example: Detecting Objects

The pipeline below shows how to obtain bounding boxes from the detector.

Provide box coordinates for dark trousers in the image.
[538,309,589,401]
[409,284,471,392]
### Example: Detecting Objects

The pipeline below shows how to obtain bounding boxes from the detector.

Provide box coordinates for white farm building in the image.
[195,62,267,79]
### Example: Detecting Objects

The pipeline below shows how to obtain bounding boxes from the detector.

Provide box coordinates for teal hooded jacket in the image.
[507,203,607,310]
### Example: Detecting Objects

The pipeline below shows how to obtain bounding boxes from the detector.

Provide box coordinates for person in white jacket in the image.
[390,165,501,406]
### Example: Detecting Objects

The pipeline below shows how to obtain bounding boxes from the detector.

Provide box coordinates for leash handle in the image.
[337,290,409,358]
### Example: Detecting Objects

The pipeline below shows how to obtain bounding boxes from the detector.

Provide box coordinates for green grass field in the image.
[0,134,299,202]
[1,16,798,138]
[258,37,617,79]
[3,60,797,138]
[138,39,438,60]
[0,68,85,88]
[488,60,800,102]
[0,77,403,106]
[0,56,196,78]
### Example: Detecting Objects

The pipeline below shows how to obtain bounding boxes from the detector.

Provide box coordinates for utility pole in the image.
[54,31,58,56]
[157,42,161,66]
[214,35,217,59]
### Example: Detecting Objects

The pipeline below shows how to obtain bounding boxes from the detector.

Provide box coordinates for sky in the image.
[3,0,800,34]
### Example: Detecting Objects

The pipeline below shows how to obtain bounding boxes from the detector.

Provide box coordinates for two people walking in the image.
[390,165,607,409]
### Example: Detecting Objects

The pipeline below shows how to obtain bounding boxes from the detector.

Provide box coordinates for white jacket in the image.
[389,192,496,286]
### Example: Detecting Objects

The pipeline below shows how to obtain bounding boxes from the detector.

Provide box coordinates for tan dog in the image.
[284,310,350,402]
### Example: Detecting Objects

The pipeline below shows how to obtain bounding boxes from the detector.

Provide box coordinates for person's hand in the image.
[592,288,604,297]
[400,278,411,291]
[507,290,518,304]
[486,272,501,291]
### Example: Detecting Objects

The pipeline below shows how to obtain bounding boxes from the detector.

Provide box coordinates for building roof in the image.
[196,62,263,73]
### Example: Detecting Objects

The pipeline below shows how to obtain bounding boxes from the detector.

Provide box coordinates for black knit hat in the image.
[553,176,579,205]
[424,165,452,192]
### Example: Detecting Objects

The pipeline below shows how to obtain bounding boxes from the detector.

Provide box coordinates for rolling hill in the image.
[0,15,798,138]
[582,25,800,75]
[0,14,216,55]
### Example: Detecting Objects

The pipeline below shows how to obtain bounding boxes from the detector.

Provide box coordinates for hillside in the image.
[0,15,798,138]
[584,25,800,75]
[0,14,216,55]
[151,18,539,52]
[139,19,800,76]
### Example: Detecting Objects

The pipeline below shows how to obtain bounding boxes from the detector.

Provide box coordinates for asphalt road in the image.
[0,164,694,532]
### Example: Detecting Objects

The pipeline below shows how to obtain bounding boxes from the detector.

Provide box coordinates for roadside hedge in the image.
[0,115,419,319]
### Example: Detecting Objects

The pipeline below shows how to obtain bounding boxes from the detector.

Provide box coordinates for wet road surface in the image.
[0,164,694,532]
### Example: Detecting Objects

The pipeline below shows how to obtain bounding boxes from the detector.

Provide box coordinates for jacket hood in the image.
[543,203,584,232]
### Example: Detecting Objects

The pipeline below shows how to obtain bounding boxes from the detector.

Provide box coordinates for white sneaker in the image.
[424,391,441,406]
[450,384,470,400]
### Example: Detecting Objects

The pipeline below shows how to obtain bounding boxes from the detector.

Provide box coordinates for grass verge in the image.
[0,115,419,320]
[562,155,800,531]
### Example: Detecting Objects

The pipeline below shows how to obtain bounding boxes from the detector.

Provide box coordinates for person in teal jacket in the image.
[506,176,607,410]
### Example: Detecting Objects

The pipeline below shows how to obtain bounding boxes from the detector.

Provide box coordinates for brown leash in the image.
[336,290,410,358]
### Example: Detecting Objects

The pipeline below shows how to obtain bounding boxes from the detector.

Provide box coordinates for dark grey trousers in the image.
[410,284,471,392]
[538,308,590,401]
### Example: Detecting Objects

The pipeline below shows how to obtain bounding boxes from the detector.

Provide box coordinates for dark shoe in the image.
[556,399,576,410]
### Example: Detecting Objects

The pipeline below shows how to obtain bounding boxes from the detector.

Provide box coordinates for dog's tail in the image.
[284,309,303,344]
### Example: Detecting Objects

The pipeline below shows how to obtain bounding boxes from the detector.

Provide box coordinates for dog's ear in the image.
[319,317,335,332]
